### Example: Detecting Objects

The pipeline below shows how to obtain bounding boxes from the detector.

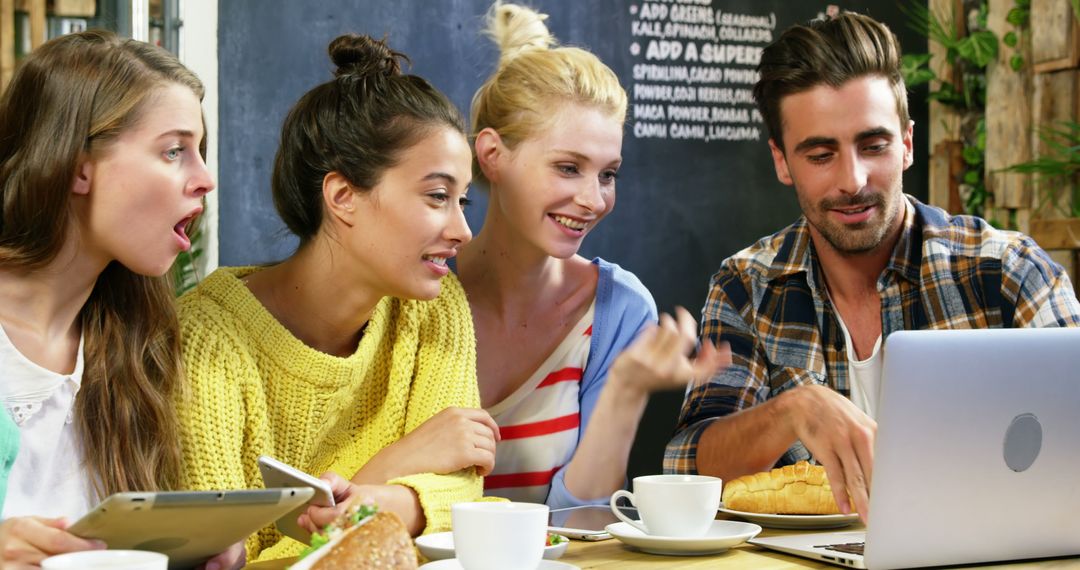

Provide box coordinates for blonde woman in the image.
[456,3,730,508]
[0,31,234,569]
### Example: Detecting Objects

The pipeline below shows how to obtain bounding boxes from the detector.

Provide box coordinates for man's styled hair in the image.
[753,12,909,151]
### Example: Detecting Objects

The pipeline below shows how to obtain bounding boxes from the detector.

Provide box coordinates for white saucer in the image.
[415,531,569,561]
[419,559,579,569]
[718,506,860,530]
[605,520,761,556]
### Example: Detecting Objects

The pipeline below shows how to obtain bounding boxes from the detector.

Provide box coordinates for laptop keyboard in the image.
[816,542,865,556]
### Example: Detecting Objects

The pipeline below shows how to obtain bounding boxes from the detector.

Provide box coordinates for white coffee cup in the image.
[610,474,722,537]
[452,501,548,570]
[42,550,168,570]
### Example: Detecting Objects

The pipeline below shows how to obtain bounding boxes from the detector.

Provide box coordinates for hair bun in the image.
[328,33,408,79]
[486,3,556,64]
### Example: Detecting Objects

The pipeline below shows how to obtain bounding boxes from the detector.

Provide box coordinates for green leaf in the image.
[1003,32,1017,47]
[901,53,936,87]
[964,170,981,185]
[1010,53,1024,71]
[956,31,999,68]
[1006,7,1029,27]
[963,146,984,166]
[900,0,960,49]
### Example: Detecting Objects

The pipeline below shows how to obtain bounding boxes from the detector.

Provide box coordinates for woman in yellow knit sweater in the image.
[176,34,498,562]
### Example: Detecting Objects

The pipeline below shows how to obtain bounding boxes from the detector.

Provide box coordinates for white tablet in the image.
[257,455,335,543]
[548,505,639,541]
[68,488,314,569]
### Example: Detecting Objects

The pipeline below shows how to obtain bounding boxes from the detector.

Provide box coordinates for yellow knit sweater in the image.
[176,267,481,562]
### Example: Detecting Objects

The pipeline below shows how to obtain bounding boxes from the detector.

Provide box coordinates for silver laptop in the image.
[751,328,1080,569]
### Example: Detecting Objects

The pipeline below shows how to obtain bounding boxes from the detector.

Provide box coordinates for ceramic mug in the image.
[41,550,168,570]
[452,501,549,570]
[610,474,722,537]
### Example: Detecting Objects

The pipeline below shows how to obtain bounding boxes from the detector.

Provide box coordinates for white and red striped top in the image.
[483,301,595,504]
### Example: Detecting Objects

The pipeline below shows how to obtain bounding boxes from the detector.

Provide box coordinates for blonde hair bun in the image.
[487,3,555,64]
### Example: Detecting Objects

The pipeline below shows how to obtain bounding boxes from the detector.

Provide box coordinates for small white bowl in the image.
[416,532,569,561]
[42,550,168,570]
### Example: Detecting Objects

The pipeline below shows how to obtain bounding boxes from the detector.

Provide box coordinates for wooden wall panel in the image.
[927,0,963,210]
[1032,0,1080,72]
[986,0,1033,211]
[1,0,14,91]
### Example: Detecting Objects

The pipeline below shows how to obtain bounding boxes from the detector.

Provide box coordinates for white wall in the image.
[178,0,219,275]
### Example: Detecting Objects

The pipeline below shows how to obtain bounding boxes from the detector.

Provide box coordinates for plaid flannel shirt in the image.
[665,195,1080,473]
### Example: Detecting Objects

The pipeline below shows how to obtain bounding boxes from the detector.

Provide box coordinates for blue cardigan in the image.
[545,258,657,509]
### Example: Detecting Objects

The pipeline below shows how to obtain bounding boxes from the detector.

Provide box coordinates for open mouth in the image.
[174,214,196,250]
[551,214,588,231]
[422,255,448,267]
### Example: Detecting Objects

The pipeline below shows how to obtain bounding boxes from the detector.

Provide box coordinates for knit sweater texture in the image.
[176,267,481,562]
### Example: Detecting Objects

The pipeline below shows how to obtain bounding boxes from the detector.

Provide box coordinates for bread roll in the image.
[296,510,417,570]
[721,461,841,514]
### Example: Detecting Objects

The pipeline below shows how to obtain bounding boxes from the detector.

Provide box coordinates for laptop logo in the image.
[1003,413,1042,472]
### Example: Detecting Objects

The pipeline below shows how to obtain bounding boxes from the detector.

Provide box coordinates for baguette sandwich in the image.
[721,461,842,515]
[289,503,417,570]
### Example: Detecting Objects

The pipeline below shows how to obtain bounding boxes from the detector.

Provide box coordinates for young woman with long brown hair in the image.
[0,30,228,568]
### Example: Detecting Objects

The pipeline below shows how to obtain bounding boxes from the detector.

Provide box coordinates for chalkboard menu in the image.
[217,0,929,477]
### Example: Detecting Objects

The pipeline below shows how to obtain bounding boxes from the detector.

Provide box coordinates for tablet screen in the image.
[548,505,638,532]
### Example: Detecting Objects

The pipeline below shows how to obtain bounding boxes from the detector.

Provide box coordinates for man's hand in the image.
[784,384,877,522]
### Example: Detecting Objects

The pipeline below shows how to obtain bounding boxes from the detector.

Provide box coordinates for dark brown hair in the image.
[753,12,909,151]
[0,30,203,497]
[272,33,465,243]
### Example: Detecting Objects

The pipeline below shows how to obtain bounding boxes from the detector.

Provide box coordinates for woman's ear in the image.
[71,157,93,196]
[323,171,358,227]
[474,128,504,185]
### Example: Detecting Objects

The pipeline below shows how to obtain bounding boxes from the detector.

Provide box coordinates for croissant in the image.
[722,461,841,514]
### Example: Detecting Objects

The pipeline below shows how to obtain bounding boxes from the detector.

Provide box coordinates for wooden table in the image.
[246,520,1080,569]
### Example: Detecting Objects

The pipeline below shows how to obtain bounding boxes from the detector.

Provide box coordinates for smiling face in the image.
[79,82,214,276]
[488,103,623,259]
[344,125,473,301]
[769,75,913,256]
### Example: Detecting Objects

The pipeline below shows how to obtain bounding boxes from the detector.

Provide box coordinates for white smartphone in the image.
[257,455,336,543]
[548,505,639,541]
[68,488,314,569]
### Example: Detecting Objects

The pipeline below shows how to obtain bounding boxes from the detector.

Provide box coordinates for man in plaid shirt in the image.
[664,12,1080,522]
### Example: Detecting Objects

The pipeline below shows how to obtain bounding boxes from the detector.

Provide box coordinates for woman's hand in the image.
[0,516,105,569]
[607,306,731,397]
[297,472,365,534]
[352,407,500,483]
[196,541,245,570]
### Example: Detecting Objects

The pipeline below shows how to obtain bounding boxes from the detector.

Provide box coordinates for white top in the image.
[484,301,594,503]
[832,310,884,420]
[0,324,95,519]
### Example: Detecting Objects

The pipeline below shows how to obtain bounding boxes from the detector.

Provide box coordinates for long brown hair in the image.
[0,30,204,497]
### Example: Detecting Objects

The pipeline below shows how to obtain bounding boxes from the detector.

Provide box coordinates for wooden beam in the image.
[927,0,964,211]
[986,0,1034,211]
[27,0,42,49]
[1,0,15,92]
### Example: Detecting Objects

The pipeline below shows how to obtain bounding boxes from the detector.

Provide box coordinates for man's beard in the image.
[803,191,897,255]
